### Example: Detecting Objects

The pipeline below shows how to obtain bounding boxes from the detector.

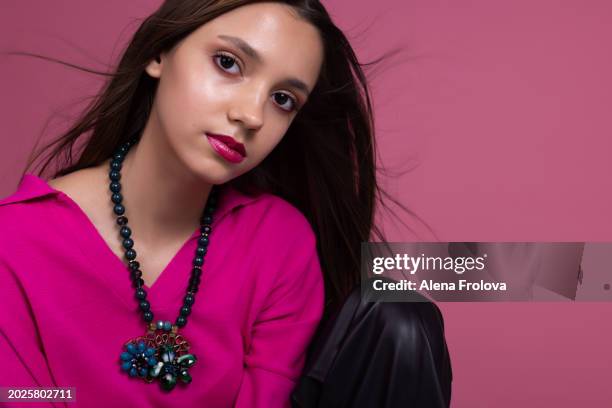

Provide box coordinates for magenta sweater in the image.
[0,174,324,407]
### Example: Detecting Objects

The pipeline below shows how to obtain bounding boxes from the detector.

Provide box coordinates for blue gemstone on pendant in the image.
[145,347,156,357]
[137,341,146,353]
[120,352,133,361]
[126,343,136,354]
[121,361,132,371]
[129,367,137,377]
[163,321,172,331]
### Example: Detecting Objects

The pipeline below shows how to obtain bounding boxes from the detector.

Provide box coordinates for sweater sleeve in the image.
[234,220,325,408]
[0,255,60,406]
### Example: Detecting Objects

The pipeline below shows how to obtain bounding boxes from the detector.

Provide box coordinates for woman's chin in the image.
[187,161,246,186]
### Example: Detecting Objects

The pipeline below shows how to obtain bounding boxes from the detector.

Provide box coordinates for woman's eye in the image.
[213,54,241,75]
[272,92,297,112]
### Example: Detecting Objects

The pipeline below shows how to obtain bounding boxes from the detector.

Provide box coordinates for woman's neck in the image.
[101,132,213,246]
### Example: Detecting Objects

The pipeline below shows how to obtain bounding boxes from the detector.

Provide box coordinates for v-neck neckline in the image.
[54,187,202,308]
[12,173,260,309]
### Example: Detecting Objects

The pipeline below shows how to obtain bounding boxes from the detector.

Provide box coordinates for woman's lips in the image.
[205,132,246,164]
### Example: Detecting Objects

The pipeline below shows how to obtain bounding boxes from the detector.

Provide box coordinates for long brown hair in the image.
[10,0,425,316]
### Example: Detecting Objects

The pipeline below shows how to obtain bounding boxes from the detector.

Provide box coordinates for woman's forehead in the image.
[186,3,324,85]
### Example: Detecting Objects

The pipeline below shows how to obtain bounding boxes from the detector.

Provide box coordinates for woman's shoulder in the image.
[0,170,101,242]
[0,170,93,211]
[0,173,61,218]
[221,185,316,242]
[0,174,62,258]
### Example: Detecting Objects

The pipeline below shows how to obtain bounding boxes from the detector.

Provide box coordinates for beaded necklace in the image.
[113,140,217,391]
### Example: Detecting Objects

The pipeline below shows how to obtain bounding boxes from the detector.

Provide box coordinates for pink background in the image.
[2,0,612,406]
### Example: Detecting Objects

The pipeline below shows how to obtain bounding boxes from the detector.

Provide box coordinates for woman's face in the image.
[145,2,324,184]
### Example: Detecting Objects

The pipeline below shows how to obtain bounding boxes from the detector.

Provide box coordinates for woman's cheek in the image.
[180,60,222,103]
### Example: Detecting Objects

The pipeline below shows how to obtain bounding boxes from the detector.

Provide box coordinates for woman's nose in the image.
[227,85,265,131]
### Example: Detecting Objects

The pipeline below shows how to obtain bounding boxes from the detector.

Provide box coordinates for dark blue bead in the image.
[109,170,121,181]
[193,257,203,266]
[189,276,201,287]
[204,206,215,215]
[111,193,123,204]
[111,161,122,171]
[119,145,129,154]
[133,278,144,288]
[143,311,154,322]
[139,300,150,311]
[201,225,211,234]
[120,226,131,238]
[117,216,128,226]
[131,269,142,279]
[135,288,147,300]
[113,153,124,162]
[196,247,206,256]
[122,238,134,249]
[180,306,191,316]
[126,249,137,260]
[128,260,140,271]
[113,204,125,215]
[184,295,194,306]
[176,316,187,327]
[192,268,202,277]
[198,236,209,246]
[110,182,121,193]
[202,216,212,224]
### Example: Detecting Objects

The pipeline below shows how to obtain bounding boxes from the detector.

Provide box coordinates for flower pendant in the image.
[119,322,197,391]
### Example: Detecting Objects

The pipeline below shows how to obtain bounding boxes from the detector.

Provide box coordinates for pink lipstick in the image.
[205,132,246,164]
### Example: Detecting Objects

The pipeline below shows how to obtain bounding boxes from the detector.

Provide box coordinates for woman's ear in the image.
[145,55,163,79]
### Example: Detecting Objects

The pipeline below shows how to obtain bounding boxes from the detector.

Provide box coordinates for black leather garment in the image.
[291,278,452,407]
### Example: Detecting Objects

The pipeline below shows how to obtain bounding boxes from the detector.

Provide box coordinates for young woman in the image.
[0,1,451,406]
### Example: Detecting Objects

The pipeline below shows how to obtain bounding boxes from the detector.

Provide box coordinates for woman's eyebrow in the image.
[218,35,262,63]
[279,78,311,96]
[217,34,312,96]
